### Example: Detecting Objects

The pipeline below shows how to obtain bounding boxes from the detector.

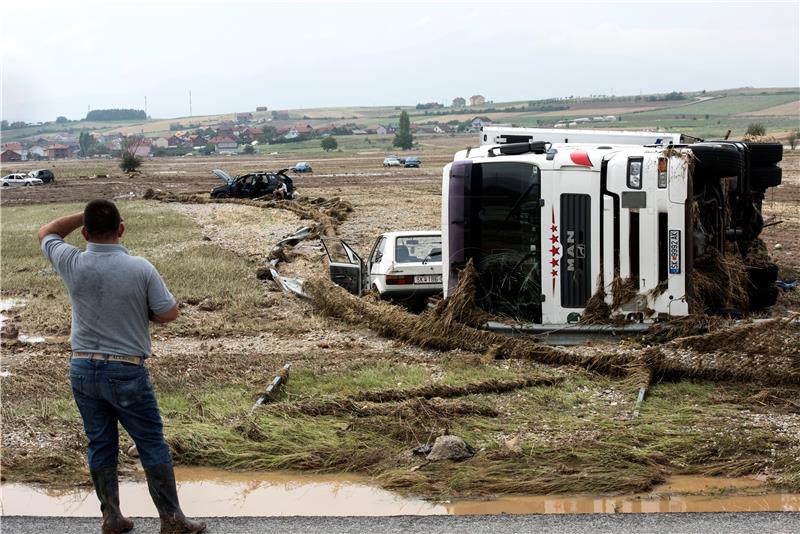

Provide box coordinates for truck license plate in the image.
[668,230,681,274]
[414,275,442,284]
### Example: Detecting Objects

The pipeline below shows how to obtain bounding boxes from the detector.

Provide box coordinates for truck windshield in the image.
[464,162,542,322]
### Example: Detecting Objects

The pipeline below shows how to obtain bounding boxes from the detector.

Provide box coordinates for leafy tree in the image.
[745,123,766,136]
[788,130,799,150]
[87,108,146,121]
[258,126,277,144]
[79,132,97,157]
[321,136,338,151]
[393,111,413,150]
[0,120,7,129]
[120,153,142,172]
[202,143,215,156]
[56,116,69,123]
[243,144,255,154]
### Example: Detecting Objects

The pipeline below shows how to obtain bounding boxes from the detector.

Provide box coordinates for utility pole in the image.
[189,90,192,117]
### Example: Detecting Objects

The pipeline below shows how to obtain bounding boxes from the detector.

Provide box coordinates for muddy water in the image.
[2,469,799,517]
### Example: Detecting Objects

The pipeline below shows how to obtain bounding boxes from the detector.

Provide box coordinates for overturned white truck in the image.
[442,127,783,325]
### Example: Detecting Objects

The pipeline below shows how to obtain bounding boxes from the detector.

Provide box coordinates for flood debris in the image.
[426,435,475,462]
[146,190,351,239]
[254,363,292,407]
[305,276,800,385]
[265,396,499,419]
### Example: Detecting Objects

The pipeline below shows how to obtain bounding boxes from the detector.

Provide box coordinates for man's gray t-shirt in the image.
[42,234,176,357]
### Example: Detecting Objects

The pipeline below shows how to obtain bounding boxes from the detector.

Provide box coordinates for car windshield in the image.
[395,235,442,264]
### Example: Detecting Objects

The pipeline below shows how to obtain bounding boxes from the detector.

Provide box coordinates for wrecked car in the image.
[442,126,783,324]
[322,231,443,301]
[210,169,295,199]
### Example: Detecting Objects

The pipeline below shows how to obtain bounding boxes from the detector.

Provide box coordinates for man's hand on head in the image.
[38,212,84,243]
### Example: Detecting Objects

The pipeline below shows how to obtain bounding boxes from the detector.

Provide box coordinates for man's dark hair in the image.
[83,199,121,240]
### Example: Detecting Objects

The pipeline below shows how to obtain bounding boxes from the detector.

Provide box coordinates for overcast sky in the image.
[2,0,798,123]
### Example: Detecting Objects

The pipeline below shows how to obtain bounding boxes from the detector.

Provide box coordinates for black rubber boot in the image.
[144,463,207,534]
[90,467,134,534]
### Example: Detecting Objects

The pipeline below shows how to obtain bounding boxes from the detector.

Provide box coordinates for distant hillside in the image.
[2,87,798,142]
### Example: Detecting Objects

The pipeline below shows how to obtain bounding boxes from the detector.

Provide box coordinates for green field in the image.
[630,92,800,117]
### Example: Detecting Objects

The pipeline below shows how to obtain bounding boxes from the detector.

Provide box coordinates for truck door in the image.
[321,238,366,295]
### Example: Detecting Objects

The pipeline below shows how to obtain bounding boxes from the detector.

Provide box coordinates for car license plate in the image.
[669,230,681,274]
[414,275,442,284]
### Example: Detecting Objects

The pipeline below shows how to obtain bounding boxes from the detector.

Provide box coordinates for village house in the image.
[236,112,254,122]
[1,149,22,162]
[452,97,466,108]
[167,135,185,148]
[189,135,208,148]
[130,139,152,158]
[28,146,47,159]
[469,94,486,106]
[211,136,238,154]
[152,137,169,149]
[239,127,263,143]
[433,124,451,134]
[470,116,493,130]
[47,144,70,160]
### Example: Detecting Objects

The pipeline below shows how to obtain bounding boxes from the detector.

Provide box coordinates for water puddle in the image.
[2,469,798,517]
[16,334,46,344]
[0,298,21,329]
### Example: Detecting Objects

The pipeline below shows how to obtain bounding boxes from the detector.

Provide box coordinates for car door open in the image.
[321,237,366,295]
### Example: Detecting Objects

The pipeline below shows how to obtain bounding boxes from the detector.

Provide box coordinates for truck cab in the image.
[442,128,782,325]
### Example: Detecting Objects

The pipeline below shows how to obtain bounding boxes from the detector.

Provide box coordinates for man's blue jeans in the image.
[69,359,172,470]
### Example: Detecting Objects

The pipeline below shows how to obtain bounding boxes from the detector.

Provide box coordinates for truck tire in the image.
[750,165,782,189]
[744,142,783,166]
[689,143,742,179]
[747,263,779,288]
[748,286,778,310]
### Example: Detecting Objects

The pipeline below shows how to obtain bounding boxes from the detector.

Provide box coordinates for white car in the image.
[322,231,443,300]
[2,173,43,187]
[383,157,401,167]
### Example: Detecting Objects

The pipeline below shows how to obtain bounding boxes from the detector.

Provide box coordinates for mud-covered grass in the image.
[2,157,800,498]
[3,356,799,497]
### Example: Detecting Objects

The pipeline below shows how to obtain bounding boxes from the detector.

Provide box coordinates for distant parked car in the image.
[292,162,313,173]
[322,231,443,302]
[210,169,295,199]
[28,169,55,183]
[2,173,43,187]
[383,157,401,167]
[404,157,421,168]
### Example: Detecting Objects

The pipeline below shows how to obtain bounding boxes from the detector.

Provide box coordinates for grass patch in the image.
[1,200,271,335]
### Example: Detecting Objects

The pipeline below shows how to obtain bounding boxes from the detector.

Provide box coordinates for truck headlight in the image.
[657,157,668,188]
[627,158,643,189]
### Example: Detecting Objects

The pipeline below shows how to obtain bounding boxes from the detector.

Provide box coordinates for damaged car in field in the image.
[322,231,443,301]
[210,169,295,199]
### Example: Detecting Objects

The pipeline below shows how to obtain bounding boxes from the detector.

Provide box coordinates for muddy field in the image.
[1,147,799,501]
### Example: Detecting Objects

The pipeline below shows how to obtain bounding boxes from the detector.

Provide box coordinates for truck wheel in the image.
[746,263,779,288]
[750,166,782,189]
[748,286,778,310]
[689,143,742,179]
[744,142,783,166]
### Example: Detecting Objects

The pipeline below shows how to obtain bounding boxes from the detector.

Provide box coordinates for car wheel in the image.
[215,192,230,199]
[744,142,783,166]
[690,143,743,179]
[24,182,31,186]
[746,263,779,288]
[750,165,782,189]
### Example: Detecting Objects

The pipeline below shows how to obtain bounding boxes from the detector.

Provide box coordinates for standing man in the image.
[39,199,206,534]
